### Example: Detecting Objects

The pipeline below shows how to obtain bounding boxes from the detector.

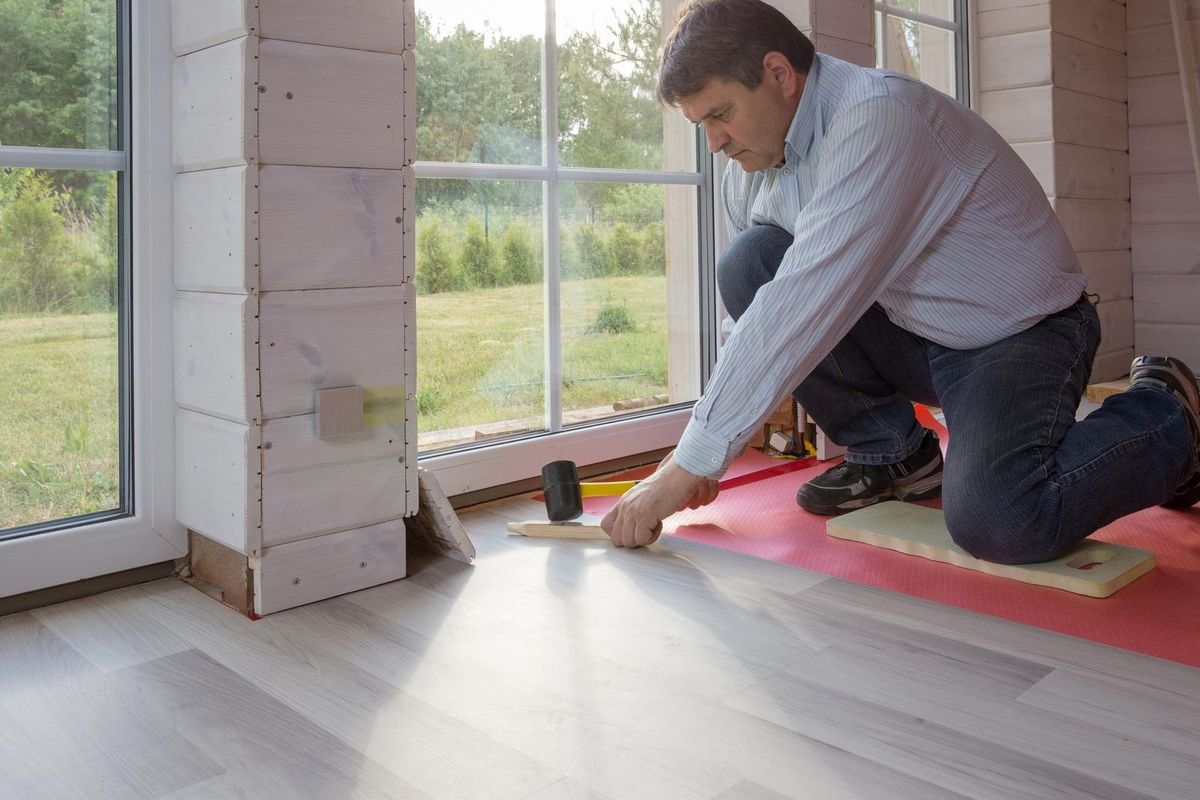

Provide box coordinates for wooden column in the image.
[978,0,1132,381]
[170,0,417,615]
[1129,0,1200,367]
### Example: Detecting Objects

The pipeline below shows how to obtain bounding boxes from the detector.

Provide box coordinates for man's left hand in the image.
[600,453,719,548]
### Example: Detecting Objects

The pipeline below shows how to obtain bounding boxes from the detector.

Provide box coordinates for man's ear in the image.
[762,51,802,98]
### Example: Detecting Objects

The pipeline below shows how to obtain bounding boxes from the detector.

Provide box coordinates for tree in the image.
[458,218,495,288]
[0,171,77,312]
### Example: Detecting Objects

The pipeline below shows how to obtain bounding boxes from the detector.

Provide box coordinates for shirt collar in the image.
[783,55,823,164]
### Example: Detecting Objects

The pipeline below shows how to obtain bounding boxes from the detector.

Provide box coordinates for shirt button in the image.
[783,168,791,176]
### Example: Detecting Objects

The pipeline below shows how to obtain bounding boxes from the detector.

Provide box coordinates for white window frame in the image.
[416,0,715,497]
[876,0,972,104]
[0,0,183,598]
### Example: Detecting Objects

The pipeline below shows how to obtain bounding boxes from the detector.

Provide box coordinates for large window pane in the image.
[415,179,545,451]
[887,0,954,23]
[559,182,700,425]
[415,2,543,165]
[885,15,956,98]
[0,168,120,531]
[0,0,118,150]
[558,0,693,172]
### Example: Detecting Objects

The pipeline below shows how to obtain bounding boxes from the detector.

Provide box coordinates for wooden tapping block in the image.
[507,514,610,540]
[406,467,476,564]
[1085,378,1129,405]
[316,385,364,438]
[827,502,1155,598]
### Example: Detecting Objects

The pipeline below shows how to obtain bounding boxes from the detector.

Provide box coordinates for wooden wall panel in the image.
[1132,172,1200,224]
[174,292,258,423]
[172,37,257,172]
[1096,298,1135,357]
[1129,0,1200,31]
[253,519,407,615]
[1055,143,1130,198]
[979,31,1052,90]
[1131,223,1200,272]
[259,166,409,290]
[979,3,1050,38]
[174,166,257,293]
[979,85,1054,141]
[1079,250,1134,301]
[256,40,406,169]
[175,410,261,555]
[1052,33,1127,101]
[260,414,408,547]
[1134,274,1200,322]
[1053,88,1129,150]
[1052,0,1126,53]
[1128,19,1200,77]
[1129,122,1193,173]
[1137,323,1200,364]
[1129,73,1187,126]
[258,287,408,419]
[172,0,412,56]
[1011,141,1055,194]
[814,35,874,65]
[810,0,872,43]
[1053,198,1132,251]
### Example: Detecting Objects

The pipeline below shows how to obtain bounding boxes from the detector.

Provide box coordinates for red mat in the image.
[560,407,1200,669]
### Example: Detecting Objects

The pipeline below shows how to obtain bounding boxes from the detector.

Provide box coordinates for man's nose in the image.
[704,123,729,154]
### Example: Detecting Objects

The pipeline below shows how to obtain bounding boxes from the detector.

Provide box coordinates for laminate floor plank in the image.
[0,613,222,800]
[124,649,431,800]
[30,580,193,672]
[1,492,1196,800]
[122,582,565,800]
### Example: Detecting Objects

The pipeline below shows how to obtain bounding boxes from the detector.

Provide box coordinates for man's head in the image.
[657,0,814,172]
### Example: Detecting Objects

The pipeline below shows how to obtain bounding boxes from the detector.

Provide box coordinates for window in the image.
[0,0,128,539]
[875,0,970,102]
[414,0,712,491]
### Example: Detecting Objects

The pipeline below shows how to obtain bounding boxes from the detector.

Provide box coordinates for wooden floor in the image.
[3,496,1199,799]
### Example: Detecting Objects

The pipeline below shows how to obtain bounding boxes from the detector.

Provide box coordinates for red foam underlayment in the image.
[550,407,1200,668]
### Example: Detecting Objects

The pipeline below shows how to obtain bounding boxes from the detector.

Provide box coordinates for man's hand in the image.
[600,453,720,548]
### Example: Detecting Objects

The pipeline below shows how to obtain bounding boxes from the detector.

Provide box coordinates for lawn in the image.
[416,274,670,435]
[0,275,669,527]
[0,313,120,531]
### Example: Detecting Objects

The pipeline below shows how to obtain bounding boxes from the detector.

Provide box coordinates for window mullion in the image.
[0,146,125,172]
[543,0,563,434]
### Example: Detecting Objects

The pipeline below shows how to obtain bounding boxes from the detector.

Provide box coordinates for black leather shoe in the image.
[796,429,943,516]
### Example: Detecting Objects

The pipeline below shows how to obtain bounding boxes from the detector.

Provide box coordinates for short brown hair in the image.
[657,0,815,106]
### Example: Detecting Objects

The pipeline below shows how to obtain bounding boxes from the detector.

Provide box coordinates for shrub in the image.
[586,303,636,335]
[607,223,641,276]
[499,220,540,286]
[0,172,77,313]
[416,217,457,294]
[458,217,495,288]
[641,221,665,275]
[571,225,608,279]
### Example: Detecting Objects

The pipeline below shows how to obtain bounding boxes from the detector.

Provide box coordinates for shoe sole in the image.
[797,474,943,516]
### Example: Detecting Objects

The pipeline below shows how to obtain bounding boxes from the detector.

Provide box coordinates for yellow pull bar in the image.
[579,480,639,497]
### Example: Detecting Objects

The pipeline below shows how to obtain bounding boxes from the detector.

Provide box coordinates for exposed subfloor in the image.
[2,494,1198,799]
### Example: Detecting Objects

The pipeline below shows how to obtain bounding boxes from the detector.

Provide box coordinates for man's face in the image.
[679,68,798,173]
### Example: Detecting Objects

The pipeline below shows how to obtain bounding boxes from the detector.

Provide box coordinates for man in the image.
[600,0,1200,562]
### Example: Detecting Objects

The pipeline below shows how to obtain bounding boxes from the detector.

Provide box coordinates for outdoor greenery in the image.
[1,0,120,529]
[416,274,668,437]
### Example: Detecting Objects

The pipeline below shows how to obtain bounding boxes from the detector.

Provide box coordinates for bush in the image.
[607,223,641,276]
[499,220,539,286]
[0,172,78,313]
[641,221,665,275]
[586,303,636,335]
[571,225,608,279]
[416,217,457,294]
[458,217,495,288]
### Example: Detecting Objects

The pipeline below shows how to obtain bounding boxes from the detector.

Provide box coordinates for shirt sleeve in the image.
[674,95,974,479]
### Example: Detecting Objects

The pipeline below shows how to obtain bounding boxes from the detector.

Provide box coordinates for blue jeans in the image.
[719,224,1196,564]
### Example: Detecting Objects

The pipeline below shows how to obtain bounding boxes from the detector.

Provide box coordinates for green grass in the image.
[0,312,120,530]
[0,276,667,525]
[416,274,669,433]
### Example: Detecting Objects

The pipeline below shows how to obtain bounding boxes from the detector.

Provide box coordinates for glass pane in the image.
[887,0,954,23]
[1,169,120,531]
[415,178,545,451]
[0,0,118,150]
[885,16,957,98]
[559,182,700,425]
[414,1,543,165]
[558,0,696,172]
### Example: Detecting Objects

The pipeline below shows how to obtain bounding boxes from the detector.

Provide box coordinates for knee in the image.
[942,483,1062,566]
[717,225,793,321]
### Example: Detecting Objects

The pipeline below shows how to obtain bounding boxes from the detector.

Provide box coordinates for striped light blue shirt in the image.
[675,54,1087,480]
